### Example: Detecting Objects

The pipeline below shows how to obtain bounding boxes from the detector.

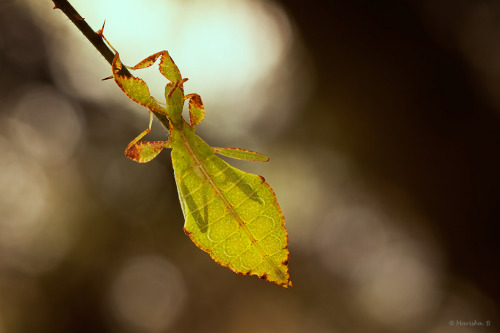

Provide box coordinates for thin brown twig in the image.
[52,0,170,130]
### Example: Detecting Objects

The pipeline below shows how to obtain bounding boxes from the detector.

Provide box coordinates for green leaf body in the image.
[110,49,291,287]
[170,123,290,287]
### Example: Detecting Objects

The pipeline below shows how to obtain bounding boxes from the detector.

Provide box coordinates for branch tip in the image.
[51,0,171,130]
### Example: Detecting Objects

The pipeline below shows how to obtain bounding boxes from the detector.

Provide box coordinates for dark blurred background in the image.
[0,0,499,332]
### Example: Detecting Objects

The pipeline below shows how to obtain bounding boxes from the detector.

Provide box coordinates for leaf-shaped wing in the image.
[172,128,291,287]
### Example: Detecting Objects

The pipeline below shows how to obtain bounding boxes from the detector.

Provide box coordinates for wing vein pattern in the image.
[174,130,290,286]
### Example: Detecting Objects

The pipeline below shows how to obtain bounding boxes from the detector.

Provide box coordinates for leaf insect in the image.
[99,29,291,287]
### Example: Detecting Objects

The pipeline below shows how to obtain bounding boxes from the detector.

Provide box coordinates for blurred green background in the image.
[0,0,499,332]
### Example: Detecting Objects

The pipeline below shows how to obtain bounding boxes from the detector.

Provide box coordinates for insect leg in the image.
[213,147,269,162]
[185,93,205,127]
[125,110,170,163]
[111,53,166,114]
[125,51,182,83]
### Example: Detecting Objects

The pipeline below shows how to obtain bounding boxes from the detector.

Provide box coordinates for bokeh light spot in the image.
[108,255,187,332]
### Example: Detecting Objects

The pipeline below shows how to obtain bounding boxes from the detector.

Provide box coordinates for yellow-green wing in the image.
[171,126,291,287]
